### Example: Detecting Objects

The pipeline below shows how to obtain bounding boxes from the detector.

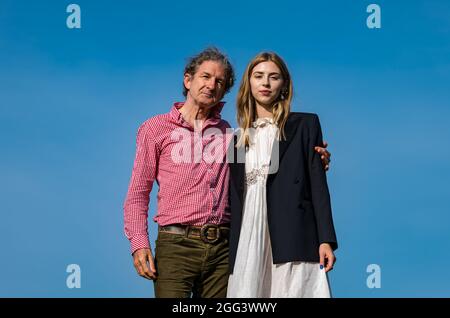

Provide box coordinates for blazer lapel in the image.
[267,113,299,184]
[229,135,245,206]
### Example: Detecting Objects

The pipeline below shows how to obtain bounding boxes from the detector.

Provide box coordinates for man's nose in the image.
[206,79,216,90]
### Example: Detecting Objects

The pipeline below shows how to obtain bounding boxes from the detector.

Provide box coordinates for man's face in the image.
[184,60,227,109]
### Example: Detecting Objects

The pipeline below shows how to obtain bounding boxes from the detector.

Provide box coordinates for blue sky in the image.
[1,0,450,297]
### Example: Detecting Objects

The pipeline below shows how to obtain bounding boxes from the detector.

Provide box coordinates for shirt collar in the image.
[252,117,275,128]
[169,101,225,125]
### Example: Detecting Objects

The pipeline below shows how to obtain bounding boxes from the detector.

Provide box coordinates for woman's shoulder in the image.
[289,111,319,121]
[288,112,321,129]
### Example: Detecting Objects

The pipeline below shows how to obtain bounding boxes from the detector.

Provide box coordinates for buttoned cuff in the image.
[130,235,151,255]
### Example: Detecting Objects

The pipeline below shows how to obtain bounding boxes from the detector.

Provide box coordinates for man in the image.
[123,47,331,298]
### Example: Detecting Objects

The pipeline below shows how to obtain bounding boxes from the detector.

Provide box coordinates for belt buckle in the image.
[200,224,220,244]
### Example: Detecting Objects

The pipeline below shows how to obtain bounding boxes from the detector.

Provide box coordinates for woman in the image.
[227,52,338,298]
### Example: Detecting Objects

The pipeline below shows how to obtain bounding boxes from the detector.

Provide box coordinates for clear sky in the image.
[1,0,450,297]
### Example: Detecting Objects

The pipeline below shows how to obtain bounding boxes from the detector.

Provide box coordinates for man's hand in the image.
[319,243,336,273]
[133,248,157,280]
[314,141,331,171]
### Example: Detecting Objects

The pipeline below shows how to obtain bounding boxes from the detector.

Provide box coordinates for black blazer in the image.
[228,112,338,274]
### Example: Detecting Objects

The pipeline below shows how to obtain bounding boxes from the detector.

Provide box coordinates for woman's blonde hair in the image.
[236,52,293,148]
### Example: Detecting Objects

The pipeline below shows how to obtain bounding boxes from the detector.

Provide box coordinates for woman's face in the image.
[250,61,285,108]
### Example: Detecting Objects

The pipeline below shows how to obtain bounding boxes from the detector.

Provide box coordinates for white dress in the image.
[227,118,331,298]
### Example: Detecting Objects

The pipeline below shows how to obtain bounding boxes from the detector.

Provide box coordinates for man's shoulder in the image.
[219,119,232,129]
[138,112,171,132]
[145,112,172,125]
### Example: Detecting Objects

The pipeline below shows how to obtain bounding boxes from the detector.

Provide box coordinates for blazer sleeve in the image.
[307,114,338,251]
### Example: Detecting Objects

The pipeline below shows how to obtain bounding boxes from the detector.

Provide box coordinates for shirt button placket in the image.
[209,166,217,217]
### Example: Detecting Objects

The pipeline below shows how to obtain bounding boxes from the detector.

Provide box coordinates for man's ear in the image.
[183,73,191,92]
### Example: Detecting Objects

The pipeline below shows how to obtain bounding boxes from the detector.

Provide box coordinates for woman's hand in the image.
[319,243,336,272]
[314,141,331,171]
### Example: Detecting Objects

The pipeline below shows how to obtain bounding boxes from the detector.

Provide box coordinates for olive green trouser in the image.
[153,230,229,298]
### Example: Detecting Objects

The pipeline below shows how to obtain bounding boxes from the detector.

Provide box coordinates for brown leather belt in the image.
[158,223,230,244]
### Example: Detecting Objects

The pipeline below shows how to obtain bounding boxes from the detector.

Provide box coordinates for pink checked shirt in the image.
[123,102,232,254]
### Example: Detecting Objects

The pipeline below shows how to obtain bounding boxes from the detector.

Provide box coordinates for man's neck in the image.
[180,99,213,128]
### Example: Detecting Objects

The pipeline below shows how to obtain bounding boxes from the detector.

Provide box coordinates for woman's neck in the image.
[255,103,273,119]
